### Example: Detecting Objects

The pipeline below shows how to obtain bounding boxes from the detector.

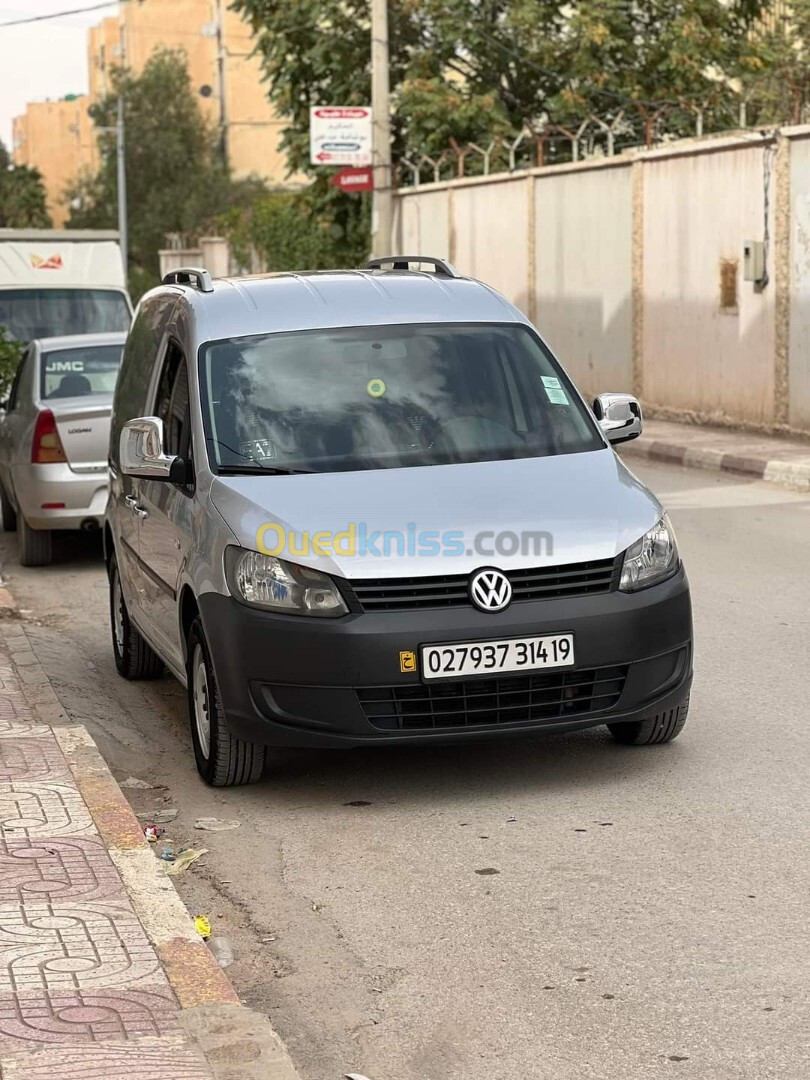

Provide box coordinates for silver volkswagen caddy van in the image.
[106,258,692,786]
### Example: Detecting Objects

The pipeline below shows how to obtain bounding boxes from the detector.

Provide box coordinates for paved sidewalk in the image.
[621,417,810,491]
[0,621,300,1080]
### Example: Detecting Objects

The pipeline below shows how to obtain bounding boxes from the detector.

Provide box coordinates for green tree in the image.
[0,326,23,402]
[67,49,264,294]
[0,139,52,228]
[744,2,810,124]
[558,0,767,139]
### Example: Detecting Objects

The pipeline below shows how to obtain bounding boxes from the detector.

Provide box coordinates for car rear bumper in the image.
[198,565,694,748]
[12,463,108,530]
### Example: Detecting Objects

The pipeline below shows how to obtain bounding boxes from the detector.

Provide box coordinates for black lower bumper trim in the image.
[199,565,693,749]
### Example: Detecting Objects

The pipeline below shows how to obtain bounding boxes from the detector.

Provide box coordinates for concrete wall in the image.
[642,145,775,423]
[533,161,633,398]
[789,137,810,429]
[393,130,810,432]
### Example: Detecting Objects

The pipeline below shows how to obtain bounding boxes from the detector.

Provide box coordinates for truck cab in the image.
[0,228,132,343]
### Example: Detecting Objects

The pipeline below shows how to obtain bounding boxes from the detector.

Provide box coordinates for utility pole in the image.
[370,0,392,258]
[116,22,128,278]
[215,0,229,169]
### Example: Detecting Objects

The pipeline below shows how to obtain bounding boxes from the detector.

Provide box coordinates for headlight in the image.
[619,514,679,592]
[225,547,348,617]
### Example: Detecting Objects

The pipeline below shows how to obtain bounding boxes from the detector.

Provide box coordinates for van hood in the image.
[209,447,662,579]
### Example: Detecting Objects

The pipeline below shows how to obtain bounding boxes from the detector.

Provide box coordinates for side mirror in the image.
[120,416,179,479]
[593,393,643,445]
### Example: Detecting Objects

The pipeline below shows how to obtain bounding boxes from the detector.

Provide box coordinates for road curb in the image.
[1,613,303,1080]
[621,438,810,491]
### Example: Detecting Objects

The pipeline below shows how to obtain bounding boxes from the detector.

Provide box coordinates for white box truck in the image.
[0,229,132,343]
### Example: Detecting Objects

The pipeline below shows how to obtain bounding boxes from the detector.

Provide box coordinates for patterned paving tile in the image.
[0,719,52,740]
[0,838,128,904]
[0,987,180,1051]
[0,740,71,783]
[0,1036,214,1079]
[0,783,95,839]
[0,901,164,992]
[0,697,31,723]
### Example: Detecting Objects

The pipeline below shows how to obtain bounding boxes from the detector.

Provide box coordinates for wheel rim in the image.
[112,570,125,654]
[192,644,211,760]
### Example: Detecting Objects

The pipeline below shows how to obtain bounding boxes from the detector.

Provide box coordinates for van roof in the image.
[164,269,526,340]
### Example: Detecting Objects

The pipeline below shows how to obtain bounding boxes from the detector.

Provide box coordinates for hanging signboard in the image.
[310,106,372,166]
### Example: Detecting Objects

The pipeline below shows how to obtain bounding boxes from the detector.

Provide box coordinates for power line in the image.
[0,0,127,29]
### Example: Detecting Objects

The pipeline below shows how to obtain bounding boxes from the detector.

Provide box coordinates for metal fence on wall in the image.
[397,100,759,187]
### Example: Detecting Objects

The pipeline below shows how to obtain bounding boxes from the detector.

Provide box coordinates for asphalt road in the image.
[1,459,808,1080]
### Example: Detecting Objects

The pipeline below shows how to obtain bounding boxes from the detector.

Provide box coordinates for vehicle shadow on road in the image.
[238,727,689,809]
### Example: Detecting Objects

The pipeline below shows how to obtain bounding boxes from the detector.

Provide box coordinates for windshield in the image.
[200,323,602,474]
[40,344,124,400]
[0,289,131,342]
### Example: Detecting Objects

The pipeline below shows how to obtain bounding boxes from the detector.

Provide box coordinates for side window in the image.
[154,342,190,458]
[153,341,193,491]
[110,296,176,465]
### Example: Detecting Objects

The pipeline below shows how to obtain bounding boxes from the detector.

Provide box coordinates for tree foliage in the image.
[0,139,51,229]
[67,50,264,294]
[0,326,23,402]
[233,0,774,159]
[219,183,370,274]
[748,1,810,124]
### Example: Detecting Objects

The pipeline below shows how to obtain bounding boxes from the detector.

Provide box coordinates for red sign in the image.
[30,254,63,270]
[329,166,374,193]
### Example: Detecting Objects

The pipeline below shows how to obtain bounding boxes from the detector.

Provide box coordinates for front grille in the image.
[347,557,619,612]
[357,664,628,731]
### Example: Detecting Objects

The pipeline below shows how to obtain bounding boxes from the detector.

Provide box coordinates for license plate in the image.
[421,634,574,681]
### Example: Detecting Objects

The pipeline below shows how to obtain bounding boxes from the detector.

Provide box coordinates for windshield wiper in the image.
[217,464,313,476]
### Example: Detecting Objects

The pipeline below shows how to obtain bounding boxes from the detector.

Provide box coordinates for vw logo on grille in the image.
[469,568,512,612]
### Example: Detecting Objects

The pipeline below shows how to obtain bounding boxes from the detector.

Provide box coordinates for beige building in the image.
[12,97,98,226]
[13,0,298,225]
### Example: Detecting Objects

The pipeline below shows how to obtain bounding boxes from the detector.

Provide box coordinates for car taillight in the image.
[31,409,67,464]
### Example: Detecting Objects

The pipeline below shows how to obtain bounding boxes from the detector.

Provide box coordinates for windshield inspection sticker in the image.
[367,378,386,398]
[541,375,569,404]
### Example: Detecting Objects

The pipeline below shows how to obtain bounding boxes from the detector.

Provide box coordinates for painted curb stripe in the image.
[622,441,810,490]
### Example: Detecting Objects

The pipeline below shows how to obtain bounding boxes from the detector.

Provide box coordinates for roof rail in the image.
[162,267,214,293]
[365,255,460,278]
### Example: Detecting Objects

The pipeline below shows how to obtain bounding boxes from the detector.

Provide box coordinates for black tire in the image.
[18,515,52,567]
[1,483,16,532]
[607,694,690,746]
[109,554,164,679]
[187,616,265,787]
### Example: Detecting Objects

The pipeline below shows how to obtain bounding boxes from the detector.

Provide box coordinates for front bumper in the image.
[199,565,693,748]
[13,463,108,530]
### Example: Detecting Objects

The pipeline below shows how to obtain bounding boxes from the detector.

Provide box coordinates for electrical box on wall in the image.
[743,240,765,283]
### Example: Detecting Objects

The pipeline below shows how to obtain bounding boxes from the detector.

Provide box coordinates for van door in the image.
[135,339,193,672]
[108,295,175,629]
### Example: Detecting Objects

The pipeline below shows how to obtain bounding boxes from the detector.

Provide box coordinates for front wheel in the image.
[109,554,164,679]
[18,515,51,567]
[607,694,690,746]
[187,616,266,787]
